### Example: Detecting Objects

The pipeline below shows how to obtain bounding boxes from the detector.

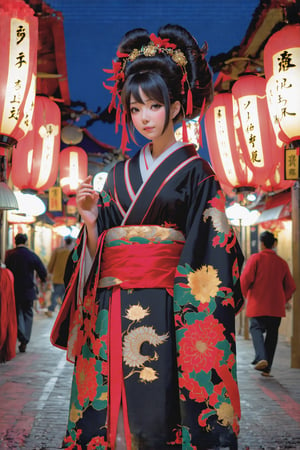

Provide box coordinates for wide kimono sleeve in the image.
[173,160,244,444]
[50,168,124,361]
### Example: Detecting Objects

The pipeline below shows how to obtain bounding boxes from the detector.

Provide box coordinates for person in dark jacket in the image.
[5,233,47,353]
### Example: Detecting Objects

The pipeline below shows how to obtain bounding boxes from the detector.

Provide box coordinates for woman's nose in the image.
[141,109,149,123]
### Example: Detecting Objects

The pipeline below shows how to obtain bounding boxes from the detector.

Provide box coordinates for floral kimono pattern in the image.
[51,142,244,450]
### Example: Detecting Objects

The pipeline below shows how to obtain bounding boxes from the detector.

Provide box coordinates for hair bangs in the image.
[122,71,171,132]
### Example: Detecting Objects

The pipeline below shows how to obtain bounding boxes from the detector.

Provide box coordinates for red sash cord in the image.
[99,242,184,289]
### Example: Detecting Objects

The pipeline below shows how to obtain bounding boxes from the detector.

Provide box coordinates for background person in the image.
[45,236,74,318]
[240,230,296,377]
[5,233,47,353]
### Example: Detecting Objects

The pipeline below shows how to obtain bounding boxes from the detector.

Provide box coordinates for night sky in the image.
[45,0,260,159]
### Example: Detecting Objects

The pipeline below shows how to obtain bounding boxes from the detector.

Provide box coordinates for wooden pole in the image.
[291,181,300,368]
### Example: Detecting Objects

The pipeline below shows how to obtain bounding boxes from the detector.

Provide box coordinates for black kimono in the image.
[51,142,244,450]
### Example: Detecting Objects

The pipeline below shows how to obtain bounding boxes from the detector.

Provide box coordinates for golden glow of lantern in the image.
[265,76,285,148]
[0,1,38,148]
[232,76,293,193]
[264,24,300,144]
[11,96,61,191]
[232,75,278,187]
[60,151,80,191]
[235,93,265,168]
[36,122,60,188]
[204,92,254,192]
[59,146,88,196]
[1,19,30,136]
[213,105,239,187]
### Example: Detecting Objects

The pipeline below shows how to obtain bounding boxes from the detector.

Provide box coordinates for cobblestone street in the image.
[0,311,300,449]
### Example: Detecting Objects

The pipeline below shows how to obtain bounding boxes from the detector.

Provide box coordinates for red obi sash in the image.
[99,242,184,290]
[99,240,184,448]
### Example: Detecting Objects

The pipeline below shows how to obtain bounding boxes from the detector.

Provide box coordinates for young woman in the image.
[51,24,244,450]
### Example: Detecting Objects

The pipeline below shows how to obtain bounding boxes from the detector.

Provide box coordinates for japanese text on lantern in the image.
[271,48,299,123]
[214,106,238,185]
[18,74,36,136]
[35,124,59,189]
[1,19,30,134]
[238,95,264,167]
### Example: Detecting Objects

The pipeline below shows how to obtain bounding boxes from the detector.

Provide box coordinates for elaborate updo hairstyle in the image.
[107,24,213,134]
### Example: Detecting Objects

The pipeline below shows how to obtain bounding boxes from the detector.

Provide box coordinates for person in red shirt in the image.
[240,230,296,377]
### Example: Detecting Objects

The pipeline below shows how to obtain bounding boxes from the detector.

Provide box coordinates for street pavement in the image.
[0,310,300,450]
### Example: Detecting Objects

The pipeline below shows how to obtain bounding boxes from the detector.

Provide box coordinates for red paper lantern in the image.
[0,0,38,150]
[264,24,300,144]
[59,146,88,196]
[204,92,256,192]
[232,75,277,186]
[259,158,294,193]
[11,96,61,191]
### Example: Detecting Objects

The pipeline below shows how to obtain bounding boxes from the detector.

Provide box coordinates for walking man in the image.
[240,231,296,376]
[5,233,47,353]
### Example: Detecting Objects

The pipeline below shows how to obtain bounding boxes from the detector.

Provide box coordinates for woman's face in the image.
[129,88,170,141]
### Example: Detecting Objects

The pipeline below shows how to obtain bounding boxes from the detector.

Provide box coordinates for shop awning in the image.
[255,190,291,224]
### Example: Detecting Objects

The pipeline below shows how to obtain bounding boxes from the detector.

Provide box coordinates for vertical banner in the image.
[285,147,300,180]
[49,186,62,211]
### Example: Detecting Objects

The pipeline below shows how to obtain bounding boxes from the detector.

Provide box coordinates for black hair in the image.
[64,236,72,245]
[260,231,275,249]
[15,233,28,246]
[116,24,213,130]
[121,71,172,134]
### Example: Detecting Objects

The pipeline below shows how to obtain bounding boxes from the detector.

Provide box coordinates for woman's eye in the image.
[130,107,139,114]
[151,103,162,110]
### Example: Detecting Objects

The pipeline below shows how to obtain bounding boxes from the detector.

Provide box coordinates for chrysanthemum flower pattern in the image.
[76,355,98,406]
[178,316,225,374]
[124,303,150,322]
[187,265,221,304]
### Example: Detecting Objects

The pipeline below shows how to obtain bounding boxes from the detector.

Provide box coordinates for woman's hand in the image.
[76,175,99,226]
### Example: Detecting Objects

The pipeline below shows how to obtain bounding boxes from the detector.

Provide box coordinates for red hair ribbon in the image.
[186,88,193,116]
[182,120,188,143]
